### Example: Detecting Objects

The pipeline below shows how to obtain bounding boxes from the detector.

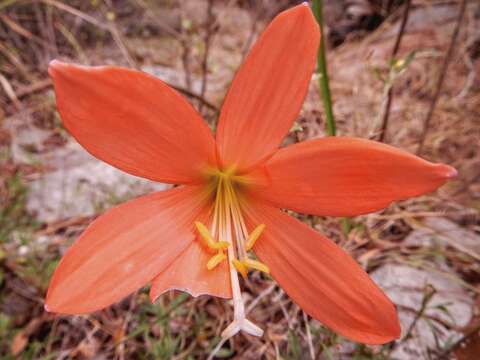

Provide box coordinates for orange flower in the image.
[45,4,456,344]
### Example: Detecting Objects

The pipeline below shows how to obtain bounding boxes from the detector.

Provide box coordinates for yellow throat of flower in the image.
[196,167,269,277]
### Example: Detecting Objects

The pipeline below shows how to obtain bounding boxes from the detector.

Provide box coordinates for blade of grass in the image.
[311,0,336,136]
[312,1,351,232]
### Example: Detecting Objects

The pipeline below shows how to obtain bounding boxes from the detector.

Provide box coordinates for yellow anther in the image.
[243,258,270,274]
[232,259,248,279]
[210,240,230,251]
[195,221,213,242]
[195,221,229,251]
[207,251,227,270]
[246,224,266,251]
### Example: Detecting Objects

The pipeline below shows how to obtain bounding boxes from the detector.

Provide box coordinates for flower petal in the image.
[45,186,210,314]
[242,200,401,344]
[49,61,216,184]
[150,239,231,302]
[216,4,320,171]
[254,137,457,216]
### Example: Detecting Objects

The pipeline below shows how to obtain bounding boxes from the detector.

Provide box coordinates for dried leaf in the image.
[11,331,28,356]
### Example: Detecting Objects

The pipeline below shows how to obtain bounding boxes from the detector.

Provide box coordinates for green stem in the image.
[312,1,351,232]
[311,0,336,136]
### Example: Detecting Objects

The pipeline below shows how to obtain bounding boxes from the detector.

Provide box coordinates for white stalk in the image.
[220,180,263,339]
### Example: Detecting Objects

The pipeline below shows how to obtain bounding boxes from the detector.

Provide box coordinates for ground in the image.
[0,0,479,359]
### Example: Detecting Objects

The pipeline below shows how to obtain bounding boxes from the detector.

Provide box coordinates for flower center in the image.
[194,167,269,339]
[196,167,269,276]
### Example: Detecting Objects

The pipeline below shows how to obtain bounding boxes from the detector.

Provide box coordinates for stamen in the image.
[245,224,266,251]
[232,259,248,279]
[195,221,229,251]
[243,258,270,274]
[224,180,247,259]
[207,251,227,270]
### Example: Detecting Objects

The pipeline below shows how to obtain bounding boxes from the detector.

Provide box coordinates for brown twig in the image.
[171,83,219,113]
[133,0,180,38]
[45,2,59,58]
[302,312,315,360]
[378,0,411,142]
[0,13,56,53]
[4,77,218,114]
[32,1,46,66]
[0,43,30,80]
[416,0,467,154]
[42,0,136,68]
[179,3,193,91]
[41,0,109,30]
[104,0,137,68]
[0,73,22,110]
[240,2,262,64]
[15,78,52,98]
[198,0,215,114]
[180,38,193,91]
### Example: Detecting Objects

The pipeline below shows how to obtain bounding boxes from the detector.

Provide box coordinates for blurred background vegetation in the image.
[0,0,479,359]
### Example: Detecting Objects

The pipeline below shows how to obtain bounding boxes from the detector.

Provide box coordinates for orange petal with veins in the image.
[49,61,216,185]
[254,137,456,216]
[46,186,210,314]
[216,4,320,171]
[243,200,401,344]
[150,239,231,302]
